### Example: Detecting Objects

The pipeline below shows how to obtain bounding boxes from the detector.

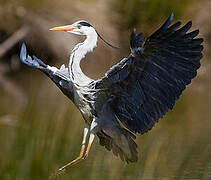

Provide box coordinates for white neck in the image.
[69,31,98,86]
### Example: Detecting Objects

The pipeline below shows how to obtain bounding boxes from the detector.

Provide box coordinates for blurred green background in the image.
[0,0,211,179]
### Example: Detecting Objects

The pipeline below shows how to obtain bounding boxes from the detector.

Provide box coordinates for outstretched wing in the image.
[95,13,203,134]
[20,43,74,100]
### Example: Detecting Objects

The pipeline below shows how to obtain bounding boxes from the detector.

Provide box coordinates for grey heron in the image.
[20,13,203,173]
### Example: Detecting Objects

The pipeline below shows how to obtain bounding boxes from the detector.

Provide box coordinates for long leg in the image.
[83,133,95,159]
[58,123,89,172]
[83,119,100,159]
[52,119,100,178]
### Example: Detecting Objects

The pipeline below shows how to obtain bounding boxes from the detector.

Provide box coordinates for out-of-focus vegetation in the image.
[110,0,194,27]
[0,0,211,179]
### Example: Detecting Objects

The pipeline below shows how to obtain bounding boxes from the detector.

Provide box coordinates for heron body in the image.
[20,13,203,172]
[69,28,97,124]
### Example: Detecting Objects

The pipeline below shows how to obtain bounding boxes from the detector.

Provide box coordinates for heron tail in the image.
[97,102,138,163]
[97,128,138,163]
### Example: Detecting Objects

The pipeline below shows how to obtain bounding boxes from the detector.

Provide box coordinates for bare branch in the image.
[0,26,29,58]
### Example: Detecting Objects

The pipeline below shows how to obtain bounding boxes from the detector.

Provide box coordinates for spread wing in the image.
[20,43,74,100]
[95,13,203,134]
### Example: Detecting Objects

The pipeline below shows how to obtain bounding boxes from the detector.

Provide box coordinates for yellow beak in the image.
[49,25,76,31]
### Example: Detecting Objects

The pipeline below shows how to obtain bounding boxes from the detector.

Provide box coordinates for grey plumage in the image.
[20,13,203,165]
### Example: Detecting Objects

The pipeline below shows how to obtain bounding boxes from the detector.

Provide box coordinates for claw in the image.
[58,167,65,172]
[82,153,88,160]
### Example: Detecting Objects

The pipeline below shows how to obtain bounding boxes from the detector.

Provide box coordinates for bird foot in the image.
[58,166,66,172]
[49,167,66,179]
[82,153,88,160]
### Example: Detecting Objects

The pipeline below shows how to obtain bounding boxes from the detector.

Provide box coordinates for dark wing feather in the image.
[20,43,74,100]
[95,13,203,134]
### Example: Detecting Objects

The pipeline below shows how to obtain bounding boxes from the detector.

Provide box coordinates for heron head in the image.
[50,20,119,49]
[49,20,95,36]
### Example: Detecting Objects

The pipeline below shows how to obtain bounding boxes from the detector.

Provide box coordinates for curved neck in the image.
[69,31,98,86]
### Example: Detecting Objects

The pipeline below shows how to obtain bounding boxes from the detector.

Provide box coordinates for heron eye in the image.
[77,25,82,29]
